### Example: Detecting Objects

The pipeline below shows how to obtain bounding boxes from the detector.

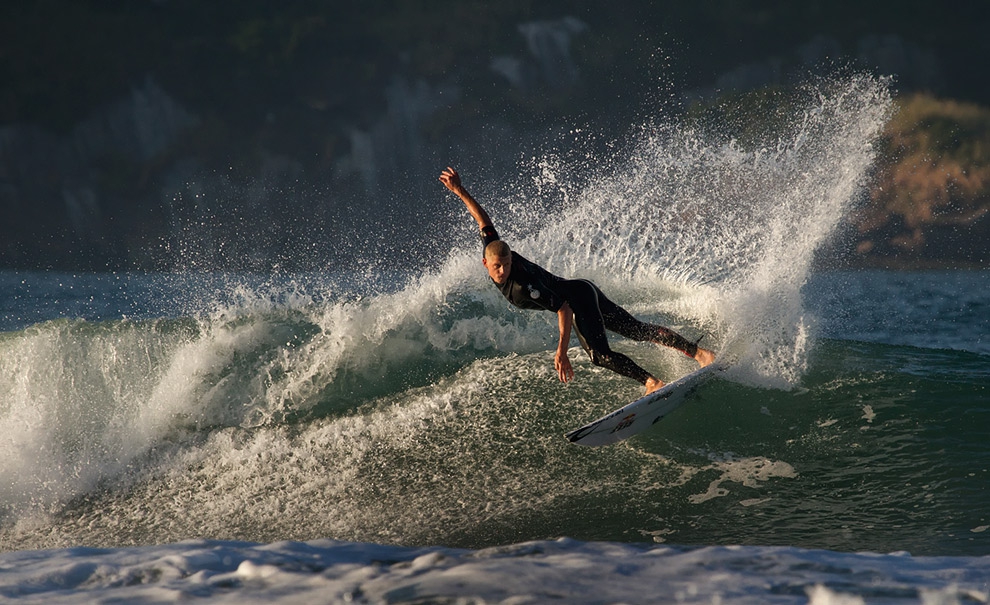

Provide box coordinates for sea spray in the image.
[504,74,893,387]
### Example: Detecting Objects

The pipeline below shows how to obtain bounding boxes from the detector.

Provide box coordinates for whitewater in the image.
[1,74,988,603]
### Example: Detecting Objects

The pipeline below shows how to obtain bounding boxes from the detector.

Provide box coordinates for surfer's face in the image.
[483,254,511,284]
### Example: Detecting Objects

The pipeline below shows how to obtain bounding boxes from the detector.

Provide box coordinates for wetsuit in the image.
[481,226,699,385]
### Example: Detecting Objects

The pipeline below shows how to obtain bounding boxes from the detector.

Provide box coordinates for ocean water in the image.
[2,74,988,603]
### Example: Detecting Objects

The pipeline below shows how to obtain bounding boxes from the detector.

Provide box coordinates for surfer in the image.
[440,167,715,395]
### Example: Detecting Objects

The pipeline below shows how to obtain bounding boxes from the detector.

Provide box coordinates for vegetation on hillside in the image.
[859,94,990,265]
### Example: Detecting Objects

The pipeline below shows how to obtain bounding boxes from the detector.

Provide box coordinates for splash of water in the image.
[496,74,892,387]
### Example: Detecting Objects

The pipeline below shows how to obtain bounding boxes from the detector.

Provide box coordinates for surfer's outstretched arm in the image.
[440,167,494,232]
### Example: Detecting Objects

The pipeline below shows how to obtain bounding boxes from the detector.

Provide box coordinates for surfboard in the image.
[565,363,724,447]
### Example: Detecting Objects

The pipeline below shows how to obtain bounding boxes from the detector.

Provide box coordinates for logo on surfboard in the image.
[610,414,636,433]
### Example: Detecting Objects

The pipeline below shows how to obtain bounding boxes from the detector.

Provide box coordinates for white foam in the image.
[688,455,798,504]
[1,538,986,604]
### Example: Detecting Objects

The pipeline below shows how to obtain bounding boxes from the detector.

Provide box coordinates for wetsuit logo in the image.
[527,285,541,299]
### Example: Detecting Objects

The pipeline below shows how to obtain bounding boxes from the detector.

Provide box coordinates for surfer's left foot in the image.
[695,347,716,368]
[645,377,664,395]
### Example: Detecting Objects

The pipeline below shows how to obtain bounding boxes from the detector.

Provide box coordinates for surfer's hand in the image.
[554,350,574,383]
[439,167,463,193]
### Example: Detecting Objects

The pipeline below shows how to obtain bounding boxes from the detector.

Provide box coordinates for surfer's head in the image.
[483,241,512,284]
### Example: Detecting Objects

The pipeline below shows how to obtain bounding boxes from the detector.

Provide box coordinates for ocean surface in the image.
[2,74,988,603]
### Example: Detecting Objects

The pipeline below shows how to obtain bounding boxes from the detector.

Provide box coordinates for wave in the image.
[3,317,986,555]
[14,74,981,557]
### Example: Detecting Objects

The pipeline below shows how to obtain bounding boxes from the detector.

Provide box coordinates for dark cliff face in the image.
[0,3,986,271]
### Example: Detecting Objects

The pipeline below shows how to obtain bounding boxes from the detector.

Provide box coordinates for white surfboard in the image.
[565,363,724,447]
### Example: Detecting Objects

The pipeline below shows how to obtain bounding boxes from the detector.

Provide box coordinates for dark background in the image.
[2,0,987,271]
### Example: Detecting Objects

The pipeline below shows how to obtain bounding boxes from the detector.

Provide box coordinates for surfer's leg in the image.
[565,281,657,387]
[593,290,701,358]
[592,287,717,368]
[572,323,659,387]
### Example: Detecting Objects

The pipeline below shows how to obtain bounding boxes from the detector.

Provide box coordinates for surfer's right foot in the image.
[645,377,664,395]
[695,347,716,368]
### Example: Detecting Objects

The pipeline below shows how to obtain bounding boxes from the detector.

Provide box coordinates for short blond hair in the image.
[484,240,511,259]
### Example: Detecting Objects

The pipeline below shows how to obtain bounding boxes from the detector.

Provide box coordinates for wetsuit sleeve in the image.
[480,225,499,254]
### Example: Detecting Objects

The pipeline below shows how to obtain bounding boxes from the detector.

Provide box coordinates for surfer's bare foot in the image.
[645,377,664,395]
[695,347,716,368]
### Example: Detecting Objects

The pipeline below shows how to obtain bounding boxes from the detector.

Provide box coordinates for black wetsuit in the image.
[481,226,698,385]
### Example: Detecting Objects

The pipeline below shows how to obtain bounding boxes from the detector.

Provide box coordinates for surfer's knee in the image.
[589,349,653,385]
[588,349,610,368]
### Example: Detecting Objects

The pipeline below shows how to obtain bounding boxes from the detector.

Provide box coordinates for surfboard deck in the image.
[565,362,724,447]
